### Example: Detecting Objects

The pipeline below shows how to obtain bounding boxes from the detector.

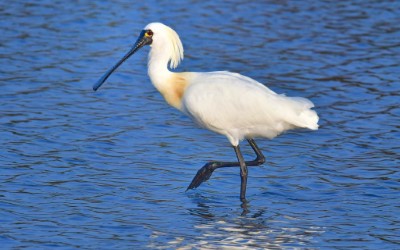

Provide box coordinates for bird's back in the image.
[182,71,319,146]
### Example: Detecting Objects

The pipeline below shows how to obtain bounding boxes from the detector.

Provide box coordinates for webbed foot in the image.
[186,162,217,191]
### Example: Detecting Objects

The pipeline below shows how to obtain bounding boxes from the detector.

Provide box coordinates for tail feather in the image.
[299,109,319,130]
[281,96,319,130]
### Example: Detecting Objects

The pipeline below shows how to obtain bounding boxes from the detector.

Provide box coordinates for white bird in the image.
[93,22,319,201]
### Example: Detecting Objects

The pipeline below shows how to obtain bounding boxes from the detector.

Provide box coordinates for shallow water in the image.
[1,1,399,249]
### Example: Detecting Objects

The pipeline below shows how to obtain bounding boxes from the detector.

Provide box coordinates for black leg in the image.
[234,144,248,201]
[186,139,265,191]
[247,138,265,165]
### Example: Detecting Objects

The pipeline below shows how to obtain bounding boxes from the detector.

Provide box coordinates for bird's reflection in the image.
[184,193,323,249]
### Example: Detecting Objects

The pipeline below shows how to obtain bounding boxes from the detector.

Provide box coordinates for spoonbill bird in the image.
[93,22,319,201]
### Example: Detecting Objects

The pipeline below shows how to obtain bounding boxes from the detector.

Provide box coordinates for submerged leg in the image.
[186,139,265,191]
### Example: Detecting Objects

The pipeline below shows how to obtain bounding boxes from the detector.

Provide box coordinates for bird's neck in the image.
[147,49,191,111]
[147,47,173,91]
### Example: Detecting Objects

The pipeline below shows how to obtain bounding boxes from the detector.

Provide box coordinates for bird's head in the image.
[93,22,183,91]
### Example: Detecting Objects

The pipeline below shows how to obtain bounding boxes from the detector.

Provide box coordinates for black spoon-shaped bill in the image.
[93,30,152,91]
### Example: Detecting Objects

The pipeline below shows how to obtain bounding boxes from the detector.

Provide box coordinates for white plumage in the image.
[94,22,319,201]
[182,71,318,146]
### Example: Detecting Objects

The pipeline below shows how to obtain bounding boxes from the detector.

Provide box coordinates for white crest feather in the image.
[165,25,184,69]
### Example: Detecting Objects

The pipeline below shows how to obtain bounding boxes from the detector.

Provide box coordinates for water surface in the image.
[1,1,399,249]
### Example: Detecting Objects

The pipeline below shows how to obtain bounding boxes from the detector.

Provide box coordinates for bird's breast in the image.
[157,73,192,110]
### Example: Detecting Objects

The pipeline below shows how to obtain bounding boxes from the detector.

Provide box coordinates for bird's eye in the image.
[145,30,153,37]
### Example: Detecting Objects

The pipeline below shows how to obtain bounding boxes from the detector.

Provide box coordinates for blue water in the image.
[1,1,399,249]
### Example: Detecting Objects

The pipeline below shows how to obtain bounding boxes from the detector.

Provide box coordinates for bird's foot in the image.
[186,162,217,191]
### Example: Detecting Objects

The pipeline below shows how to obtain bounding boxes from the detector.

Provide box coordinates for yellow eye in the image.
[145,30,153,37]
